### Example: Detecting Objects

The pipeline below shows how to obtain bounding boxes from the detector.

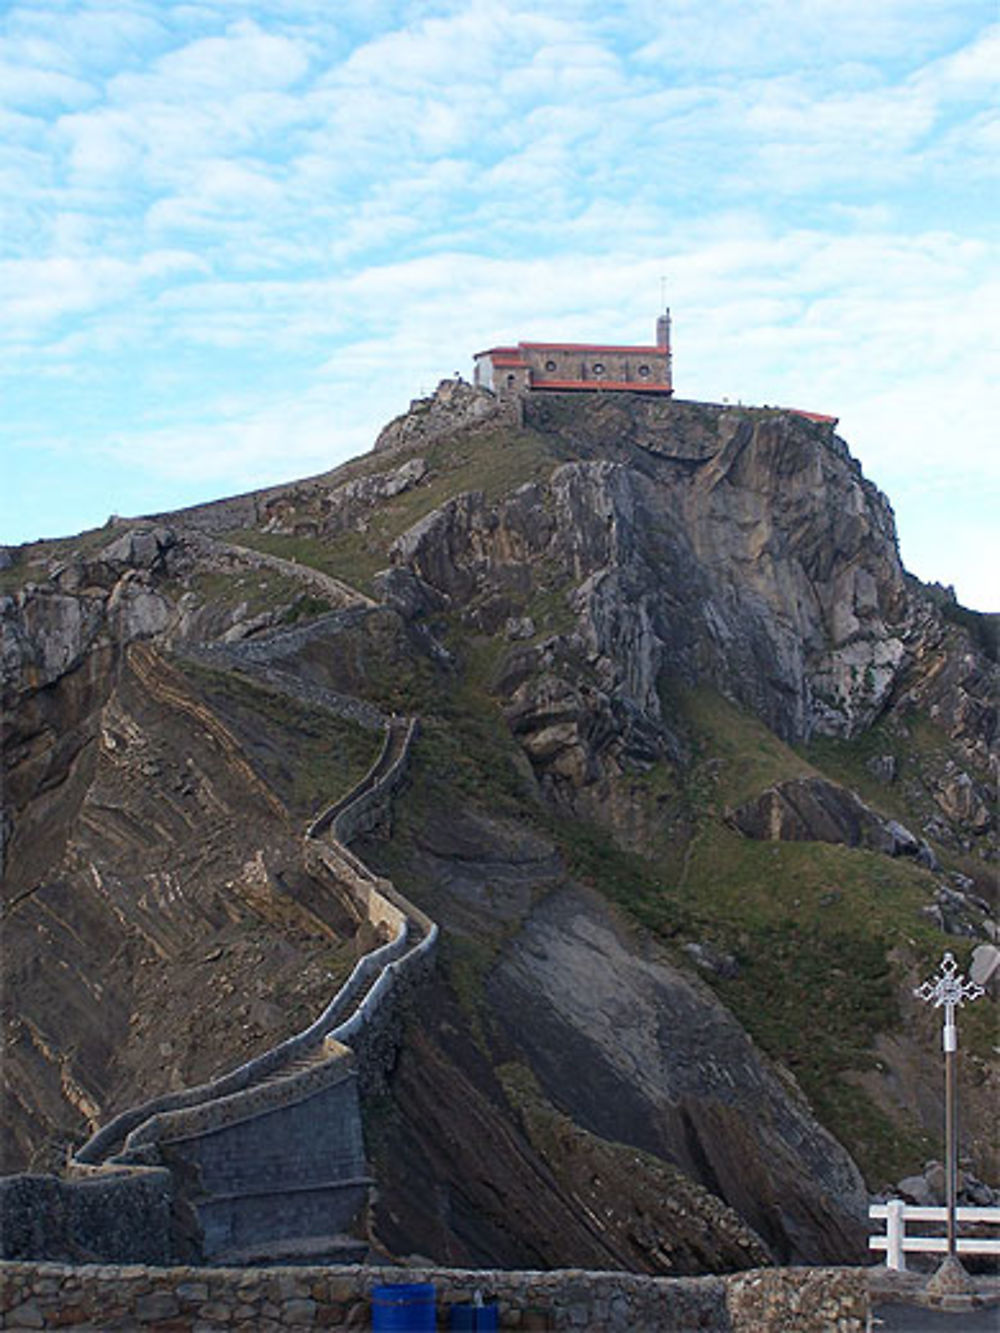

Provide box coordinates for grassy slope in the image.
[226,426,560,594]
[174,658,382,821]
[376,630,984,1186]
[578,683,994,1185]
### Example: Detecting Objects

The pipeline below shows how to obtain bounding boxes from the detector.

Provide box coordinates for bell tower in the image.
[656,309,671,350]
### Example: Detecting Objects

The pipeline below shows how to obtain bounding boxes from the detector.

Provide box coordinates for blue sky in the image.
[2,1,997,610]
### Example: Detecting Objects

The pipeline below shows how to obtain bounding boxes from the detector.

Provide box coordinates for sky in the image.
[1,1,997,610]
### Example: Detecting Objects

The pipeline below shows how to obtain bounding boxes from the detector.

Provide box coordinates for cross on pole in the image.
[914,950,984,1267]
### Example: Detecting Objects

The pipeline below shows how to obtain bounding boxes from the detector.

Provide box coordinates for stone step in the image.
[208,1233,370,1267]
[254,1042,340,1089]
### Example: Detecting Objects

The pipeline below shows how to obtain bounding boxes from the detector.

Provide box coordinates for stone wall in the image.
[726,1267,870,1332]
[0,1170,172,1267]
[123,1054,370,1263]
[0,1262,870,1331]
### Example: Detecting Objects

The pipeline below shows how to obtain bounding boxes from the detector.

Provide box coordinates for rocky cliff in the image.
[2,383,996,1270]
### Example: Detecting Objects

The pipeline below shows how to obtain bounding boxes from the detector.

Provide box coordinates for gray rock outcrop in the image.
[383,406,916,748]
[491,885,868,1263]
[726,777,928,860]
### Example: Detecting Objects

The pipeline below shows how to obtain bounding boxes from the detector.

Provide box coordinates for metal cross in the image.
[915,950,984,1026]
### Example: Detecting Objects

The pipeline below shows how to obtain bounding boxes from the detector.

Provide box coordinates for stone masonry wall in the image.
[139,1059,370,1262]
[0,1262,870,1331]
[0,1171,172,1267]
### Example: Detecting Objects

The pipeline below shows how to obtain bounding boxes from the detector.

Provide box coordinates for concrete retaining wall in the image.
[0,1262,870,1331]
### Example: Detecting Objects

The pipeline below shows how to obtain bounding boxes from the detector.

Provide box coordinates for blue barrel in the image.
[449,1303,499,1331]
[371,1283,436,1331]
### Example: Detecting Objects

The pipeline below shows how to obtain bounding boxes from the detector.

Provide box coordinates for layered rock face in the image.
[2,384,995,1270]
[1,535,373,1174]
[389,410,899,748]
[379,395,992,813]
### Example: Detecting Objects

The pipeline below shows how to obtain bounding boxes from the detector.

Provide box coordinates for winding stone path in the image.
[70,568,437,1264]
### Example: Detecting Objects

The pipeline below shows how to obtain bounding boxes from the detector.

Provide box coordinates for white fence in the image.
[869,1199,1000,1270]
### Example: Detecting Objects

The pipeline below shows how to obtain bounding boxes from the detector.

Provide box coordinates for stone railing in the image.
[0,1261,873,1331]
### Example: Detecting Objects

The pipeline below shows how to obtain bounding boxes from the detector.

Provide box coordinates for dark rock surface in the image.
[489,885,868,1264]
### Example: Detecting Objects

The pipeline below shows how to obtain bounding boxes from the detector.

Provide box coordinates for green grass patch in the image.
[408,705,538,823]
[164,567,323,619]
[814,1078,934,1187]
[442,934,497,1055]
[279,593,333,624]
[669,682,816,809]
[554,813,692,939]
[801,709,994,882]
[175,658,382,818]
[224,528,386,595]
[803,710,952,795]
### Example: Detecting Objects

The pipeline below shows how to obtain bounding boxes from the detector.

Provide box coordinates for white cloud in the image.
[631,0,977,74]
[117,17,310,97]
[100,393,376,488]
[0,59,95,111]
[0,250,208,339]
[914,21,1000,97]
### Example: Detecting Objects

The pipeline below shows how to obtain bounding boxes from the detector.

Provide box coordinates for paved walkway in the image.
[872,1303,1000,1330]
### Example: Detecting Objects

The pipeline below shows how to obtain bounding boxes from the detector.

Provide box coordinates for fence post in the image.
[886,1198,906,1271]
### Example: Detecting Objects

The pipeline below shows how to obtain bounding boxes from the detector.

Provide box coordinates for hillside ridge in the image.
[2,386,996,1272]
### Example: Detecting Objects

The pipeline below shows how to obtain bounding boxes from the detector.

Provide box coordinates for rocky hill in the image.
[2,383,996,1271]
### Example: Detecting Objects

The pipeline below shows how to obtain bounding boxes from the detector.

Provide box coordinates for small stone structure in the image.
[0,1261,871,1331]
[474,314,673,397]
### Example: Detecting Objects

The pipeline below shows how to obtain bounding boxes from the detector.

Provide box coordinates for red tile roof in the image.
[474,346,521,360]
[788,409,839,424]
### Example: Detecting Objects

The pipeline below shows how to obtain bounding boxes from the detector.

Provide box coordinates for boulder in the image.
[726,777,924,860]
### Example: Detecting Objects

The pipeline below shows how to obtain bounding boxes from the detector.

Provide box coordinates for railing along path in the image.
[869,1200,1000,1270]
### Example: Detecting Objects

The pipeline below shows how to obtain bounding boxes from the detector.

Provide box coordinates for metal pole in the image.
[944,1014,957,1256]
